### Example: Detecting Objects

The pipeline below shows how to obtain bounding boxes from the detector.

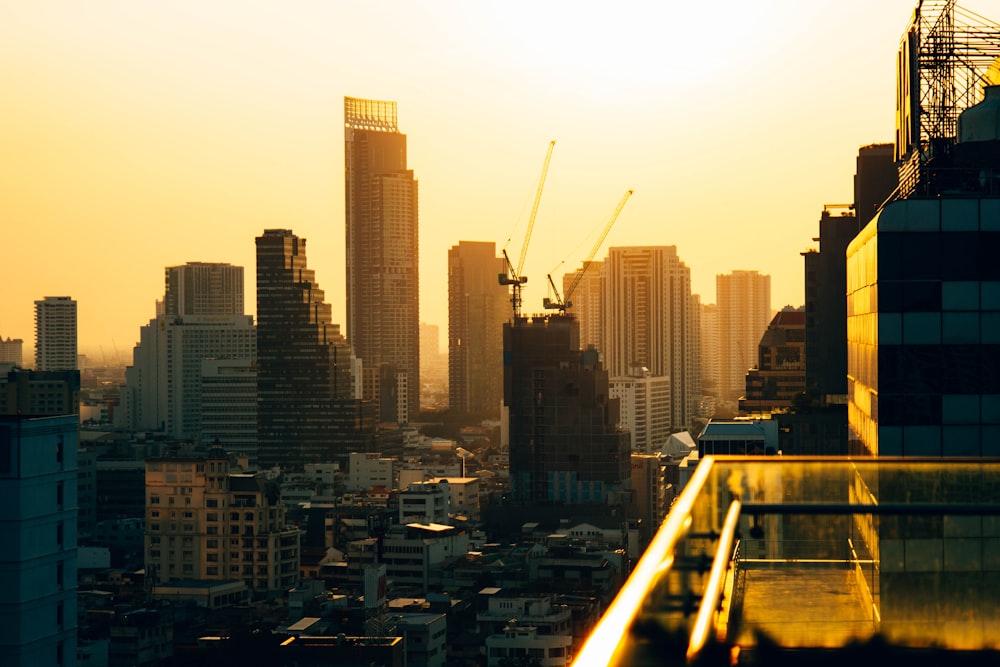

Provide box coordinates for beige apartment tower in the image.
[716,270,771,403]
[448,241,508,417]
[602,246,700,431]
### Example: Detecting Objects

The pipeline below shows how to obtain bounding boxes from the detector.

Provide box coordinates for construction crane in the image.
[500,139,557,322]
[543,188,633,312]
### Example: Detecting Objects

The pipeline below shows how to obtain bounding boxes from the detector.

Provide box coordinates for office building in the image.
[740,307,806,414]
[118,263,254,441]
[504,314,630,505]
[602,246,701,431]
[256,229,372,469]
[804,146,898,406]
[610,367,671,452]
[0,367,80,416]
[716,271,771,403]
[34,296,77,372]
[345,96,420,423]
[0,414,78,667]
[200,358,257,465]
[144,448,299,596]
[164,262,244,317]
[0,336,23,366]
[448,241,508,417]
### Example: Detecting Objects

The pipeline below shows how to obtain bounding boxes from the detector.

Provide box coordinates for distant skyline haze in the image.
[2,0,988,358]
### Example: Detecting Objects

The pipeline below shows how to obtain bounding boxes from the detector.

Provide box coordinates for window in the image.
[207,499,218,508]
[150,496,160,505]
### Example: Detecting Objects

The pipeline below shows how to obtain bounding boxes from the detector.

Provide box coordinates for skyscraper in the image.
[256,229,372,469]
[448,241,508,417]
[34,296,77,371]
[602,246,701,431]
[344,96,420,423]
[716,270,771,403]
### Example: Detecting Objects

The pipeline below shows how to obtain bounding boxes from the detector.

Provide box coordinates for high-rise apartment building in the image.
[256,229,373,469]
[144,448,299,595]
[344,96,420,423]
[34,296,77,372]
[504,314,630,505]
[118,263,254,442]
[602,246,701,431]
[0,414,78,667]
[448,241,508,417]
[699,301,719,397]
[716,271,771,403]
[562,260,603,353]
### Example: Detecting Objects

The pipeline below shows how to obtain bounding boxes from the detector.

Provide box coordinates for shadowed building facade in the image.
[504,314,630,505]
[344,97,419,424]
[256,229,373,469]
[448,241,508,418]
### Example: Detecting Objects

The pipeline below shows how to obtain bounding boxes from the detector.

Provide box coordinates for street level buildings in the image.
[345,96,420,424]
[144,448,299,596]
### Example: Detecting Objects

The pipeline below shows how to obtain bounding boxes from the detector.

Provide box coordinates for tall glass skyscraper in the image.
[344,96,420,423]
[256,229,372,468]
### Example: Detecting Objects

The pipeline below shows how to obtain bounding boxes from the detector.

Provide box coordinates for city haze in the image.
[0,0,961,354]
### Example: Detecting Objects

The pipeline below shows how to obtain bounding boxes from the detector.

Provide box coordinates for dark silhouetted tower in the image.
[504,314,630,504]
[256,229,372,468]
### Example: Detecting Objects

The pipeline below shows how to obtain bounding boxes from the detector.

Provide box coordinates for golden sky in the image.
[1,0,984,360]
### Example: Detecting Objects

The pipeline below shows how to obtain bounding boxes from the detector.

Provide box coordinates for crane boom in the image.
[516,139,556,277]
[500,140,557,322]
[544,188,633,312]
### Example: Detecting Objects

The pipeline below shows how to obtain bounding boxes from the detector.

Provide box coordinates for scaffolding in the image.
[894,0,1000,198]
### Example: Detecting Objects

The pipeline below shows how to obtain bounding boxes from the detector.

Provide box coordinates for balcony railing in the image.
[573,456,1000,666]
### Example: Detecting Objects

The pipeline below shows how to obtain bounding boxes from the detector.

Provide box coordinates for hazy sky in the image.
[2,0,991,361]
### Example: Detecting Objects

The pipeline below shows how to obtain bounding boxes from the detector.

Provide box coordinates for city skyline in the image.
[2,1,990,355]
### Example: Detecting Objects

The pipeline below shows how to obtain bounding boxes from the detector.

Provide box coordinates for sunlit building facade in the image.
[602,246,700,431]
[345,96,420,423]
[716,271,771,403]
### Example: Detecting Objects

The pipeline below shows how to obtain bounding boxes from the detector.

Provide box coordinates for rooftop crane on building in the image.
[500,140,557,323]
[544,188,633,312]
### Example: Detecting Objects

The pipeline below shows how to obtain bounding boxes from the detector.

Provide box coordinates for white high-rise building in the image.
[119,263,255,441]
[716,270,771,403]
[610,367,671,452]
[34,296,77,371]
[602,246,700,431]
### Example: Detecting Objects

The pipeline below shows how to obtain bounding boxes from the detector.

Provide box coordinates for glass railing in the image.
[573,456,1000,666]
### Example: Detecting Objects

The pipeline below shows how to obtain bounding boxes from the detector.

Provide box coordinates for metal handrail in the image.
[570,458,716,666]
[686,499,742,662]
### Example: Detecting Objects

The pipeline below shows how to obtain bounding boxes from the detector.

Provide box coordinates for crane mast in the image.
[544,188,633,312]
[500,140,557,322]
